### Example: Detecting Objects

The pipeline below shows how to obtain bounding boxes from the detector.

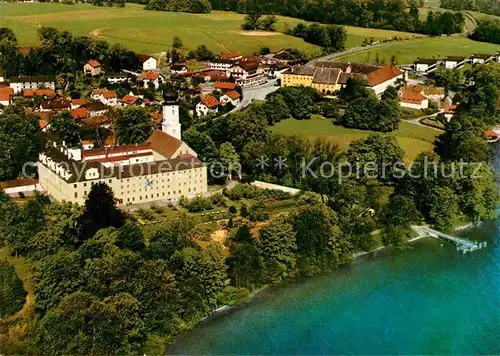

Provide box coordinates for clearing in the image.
[0,3,419,55]
[272,116,439,163]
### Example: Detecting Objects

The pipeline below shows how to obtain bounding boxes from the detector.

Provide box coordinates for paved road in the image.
[224,79,279,116]
[407,110,444,131]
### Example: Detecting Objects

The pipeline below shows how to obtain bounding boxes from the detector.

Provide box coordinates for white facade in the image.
[370,73,404,96]
[142,57,157,71]
[400,98,429,110]
[196,102,218,116]
[9,78,55,94]
[162,104,181,141]
[220,94,240,106]
[209,61,232,71]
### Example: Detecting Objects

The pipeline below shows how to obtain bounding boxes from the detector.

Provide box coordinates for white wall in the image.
[143,57,157,71]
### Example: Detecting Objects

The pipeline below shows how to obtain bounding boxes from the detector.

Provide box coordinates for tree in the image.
[227,243,265,289]
[262,94,290,124]
[383,194,421,228]
[248,201,269,221]
[116,222,145,251]
[0,260,27,317]
[0,107,40,181]
[172,36,183,49]
[36,292,145,355]
[218,142,240,180]
[426,186,460,232]
[340,77,370,100]
[346,135,405,183]
[77,182,125,242]
[341,97,377,129]
[50,111,81,146]
[116,106,153,145]
[259,15,278,31]
[144,228,194,260]
[258,218,296,283]
[183,128,218,162]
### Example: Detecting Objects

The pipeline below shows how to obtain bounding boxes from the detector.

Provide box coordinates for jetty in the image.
[411,226,487,254]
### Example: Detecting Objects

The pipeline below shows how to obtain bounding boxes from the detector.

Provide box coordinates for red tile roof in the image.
[71,107,88,119]
[102,90,117,99]
[71,98,87,106]
[220,52,243,61]
[0,87,14,95]
[0,178,38,190]
[213,81,237,90]
[0,92,12,102]
[485,129,498,139]
[143,71,160,81]
[39,119,49,130]
[82,143,151,158]
[200,95,220,108]
[226,90,241,100]
[87,59,101,68]
[367,65,403,86]
[400,88,425,104]
[121,95,139,105]
[148,130,183,159]
[92,89,108,96]
[444,104,458,114]
[24,89,54,97]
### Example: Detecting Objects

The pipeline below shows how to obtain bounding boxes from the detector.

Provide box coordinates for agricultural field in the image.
[272,116,439,163]
[0,3,419,55]
[337,36,500,64]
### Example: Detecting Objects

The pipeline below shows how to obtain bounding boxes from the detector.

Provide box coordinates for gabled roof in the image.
[171,64,188,71]
[200,95,220,108]
[71,107,88,119]
[40,98,71,110]
[71,98,87,106]
[225,90,241,100]
[0,178,38,190]
[137,54,155,63]
[121,95,140,105]
[39,119,49,130]
[366,66,403,87]
[337,72,368,85]
[399,87,425,104]
[92,88,108,96]
[148,130,183,159]
[414,58,439,65]
[213,81,237,90]
[102,90,117,99]
[220,52,243,61]
[24,88,54,97]
[85,101,108,112]
[444,56,466,62]
[444,104,458,114]
[285,65,316,76]
[312,67,341,85]
[142,71,161,81]
[87,59,101,68]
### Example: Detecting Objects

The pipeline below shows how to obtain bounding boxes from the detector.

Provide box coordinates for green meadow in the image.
[272,116,439,163]
[0,3,419,55]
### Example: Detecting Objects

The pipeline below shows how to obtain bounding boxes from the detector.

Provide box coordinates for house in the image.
[0,178,42,198]
[84,60,102,76]
[412,85,445,102]
[193,70,228,82]
[70,98,87,110]
[220,52,243,61]
[470,53,494,65]
[213,81,237,92]
[121,95,144,107]
[139,71,165,89]
[366,65,405,96]
[196,95,219,116]
[137,54,157,71]
[24,88,55,99]
[9,75,55,94]
[413,58,440,73]
[38,91,207,206]
[220,90,241,106]
[91,89,118,106]
[398,87,429,110]
[106,72,128,84]
[171,64,189,74]
[282,65,341,94]
[85,101,108,117]
[39,119,49,132]
[82,140,95,150]
[232,60,267,88]
[39,97,71,112]
[443,56,469,69]
[444,104,458,121]
[0,87,14,106]
[71,107,88,120]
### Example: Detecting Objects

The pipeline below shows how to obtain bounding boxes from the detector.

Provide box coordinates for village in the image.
[0,46,500,202]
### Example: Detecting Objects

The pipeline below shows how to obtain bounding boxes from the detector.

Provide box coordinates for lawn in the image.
[272,116,439,162]
[337,36,500,64]
[0,3,420,55]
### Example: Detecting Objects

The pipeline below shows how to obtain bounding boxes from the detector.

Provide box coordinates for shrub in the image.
[150,204,164,214]
[0,260,27,317]
[223,183,292,202]
[248,202,269,222]
[184,196,213,213]
[137,208,154,220]
[211,193,227,207]
[228,205,237,214]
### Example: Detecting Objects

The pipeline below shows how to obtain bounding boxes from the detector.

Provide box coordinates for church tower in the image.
[162,90,181,140]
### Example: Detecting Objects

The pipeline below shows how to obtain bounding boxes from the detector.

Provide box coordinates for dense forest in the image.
[470,19,500,44]
[440,0,500,17]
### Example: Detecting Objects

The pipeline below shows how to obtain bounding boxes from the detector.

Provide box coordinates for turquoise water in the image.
[169,223,500,354]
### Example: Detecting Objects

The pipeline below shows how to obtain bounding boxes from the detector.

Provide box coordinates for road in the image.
[224,79,279,116]
[407,110,444,131]
[307,42,397,66]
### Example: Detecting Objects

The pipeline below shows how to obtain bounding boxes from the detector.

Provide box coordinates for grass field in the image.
[337,36,500,64]
[0,3,420,55]
[272,116,439,162]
